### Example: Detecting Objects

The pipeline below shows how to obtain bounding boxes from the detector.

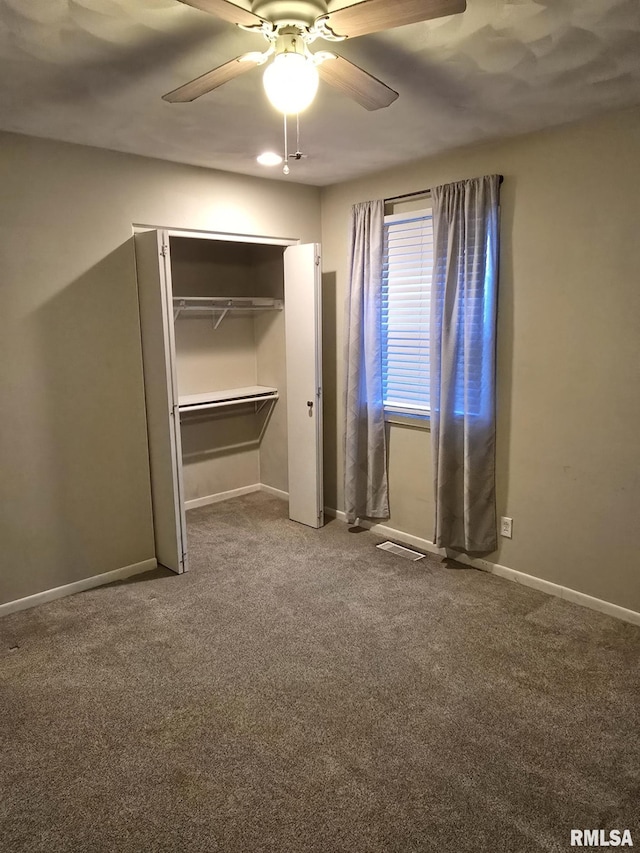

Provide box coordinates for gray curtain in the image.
[343,200,389,524]
[430,175,501,552]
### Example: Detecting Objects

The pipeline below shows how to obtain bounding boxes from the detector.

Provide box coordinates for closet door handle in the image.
[307,400,313,410]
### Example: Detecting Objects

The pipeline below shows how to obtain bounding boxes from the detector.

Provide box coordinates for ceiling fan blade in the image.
[317,54,398,111]
[176,0,266,28]
[163,54,262,102]
[320,0,466,39]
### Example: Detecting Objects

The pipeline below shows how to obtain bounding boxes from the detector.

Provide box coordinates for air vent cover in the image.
[376,541,425,561]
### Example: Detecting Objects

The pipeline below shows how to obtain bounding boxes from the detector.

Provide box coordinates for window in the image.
[382,207,433,418]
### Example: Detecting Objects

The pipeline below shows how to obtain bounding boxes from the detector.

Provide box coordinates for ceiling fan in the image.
[163,0,467,114]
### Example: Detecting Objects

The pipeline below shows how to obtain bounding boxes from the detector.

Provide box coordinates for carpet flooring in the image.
[1,492,639,852]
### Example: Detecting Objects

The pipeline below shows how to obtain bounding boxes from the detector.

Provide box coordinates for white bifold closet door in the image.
[284,243,324,529]
[135,231,323,575]
[135,229,188,574]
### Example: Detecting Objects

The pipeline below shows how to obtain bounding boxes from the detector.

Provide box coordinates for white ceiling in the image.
[0,0,638,186]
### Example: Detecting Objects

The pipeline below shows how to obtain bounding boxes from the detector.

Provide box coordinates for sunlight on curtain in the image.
[430,175,501,552]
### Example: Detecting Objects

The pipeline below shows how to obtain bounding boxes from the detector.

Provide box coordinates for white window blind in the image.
[382,208,433,417]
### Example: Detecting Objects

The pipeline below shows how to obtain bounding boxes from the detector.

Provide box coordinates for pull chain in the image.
[282,113,304,175]
[283,114,290,175]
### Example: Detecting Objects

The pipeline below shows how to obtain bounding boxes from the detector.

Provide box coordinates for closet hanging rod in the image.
[173,297,283,309]
[384,175,504,204]
[179,386,278,407]
[175,304,282,311]
[179,393,278,414]
[171,296,283,302]
[172,297,283,324]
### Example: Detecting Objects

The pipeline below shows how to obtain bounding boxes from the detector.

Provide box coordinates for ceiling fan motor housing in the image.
[251,0,327,28]
[272,26,309,57]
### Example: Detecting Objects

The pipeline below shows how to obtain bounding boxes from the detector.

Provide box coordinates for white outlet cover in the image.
[500,517,513,538]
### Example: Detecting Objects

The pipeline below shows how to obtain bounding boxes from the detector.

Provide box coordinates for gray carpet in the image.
[1,492,639,853]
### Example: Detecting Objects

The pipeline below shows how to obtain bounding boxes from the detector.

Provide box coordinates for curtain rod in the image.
[384,175,504,204]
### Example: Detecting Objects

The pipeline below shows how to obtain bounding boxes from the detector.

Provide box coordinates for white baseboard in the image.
[324,508,640,627]
[259,483,289,500]
[9,500,636,628]
[3,486,289,616]
[185,484,289,510]
[0,558,158,618]
[185,484,261,510]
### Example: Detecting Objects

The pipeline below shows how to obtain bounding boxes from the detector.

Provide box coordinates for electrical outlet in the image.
[500,516,513,538]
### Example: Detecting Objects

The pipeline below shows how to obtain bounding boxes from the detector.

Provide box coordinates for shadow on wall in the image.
[180,405,274,461]
[322,271,338,512]
[22,240,154,598]
[254,310,288,494]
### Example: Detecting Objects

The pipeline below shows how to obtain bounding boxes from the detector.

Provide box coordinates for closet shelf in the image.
[178,386,278,414]
[173,296,283,328]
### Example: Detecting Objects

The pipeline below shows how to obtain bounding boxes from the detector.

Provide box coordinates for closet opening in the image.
[135,227,323,575]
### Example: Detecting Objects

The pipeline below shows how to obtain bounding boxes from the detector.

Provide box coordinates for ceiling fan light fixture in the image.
[263,52,319,115]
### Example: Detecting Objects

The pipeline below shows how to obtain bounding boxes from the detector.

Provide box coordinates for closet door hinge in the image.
[315,255,320,266]
[160,244,169,258]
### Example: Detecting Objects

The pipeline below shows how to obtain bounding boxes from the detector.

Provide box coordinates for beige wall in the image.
[320,107,640,612]
[176,313,262,502]
[0,131,320,605]
[2,108,639,614]
[255,316,288,493]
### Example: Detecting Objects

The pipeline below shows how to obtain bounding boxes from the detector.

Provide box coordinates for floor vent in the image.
[376,541,425,561]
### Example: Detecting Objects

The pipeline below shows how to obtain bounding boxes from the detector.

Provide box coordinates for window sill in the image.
[384,411,431,431]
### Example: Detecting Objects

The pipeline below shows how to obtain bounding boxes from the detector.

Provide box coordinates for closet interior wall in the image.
[169,237,288,504]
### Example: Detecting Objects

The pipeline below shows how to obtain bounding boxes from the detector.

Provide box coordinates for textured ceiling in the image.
[0,0,638,185]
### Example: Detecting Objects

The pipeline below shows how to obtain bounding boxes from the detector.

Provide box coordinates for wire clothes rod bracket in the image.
[173,296,284,326]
